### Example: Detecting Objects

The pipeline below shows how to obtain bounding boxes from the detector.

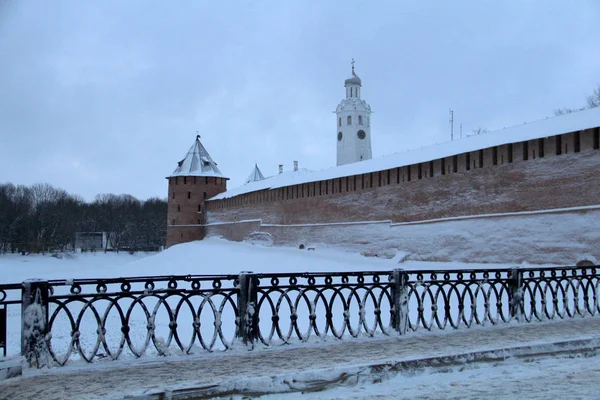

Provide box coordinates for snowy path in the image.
[2,318,600,399]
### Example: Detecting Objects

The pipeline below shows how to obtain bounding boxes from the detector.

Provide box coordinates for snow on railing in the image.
[1,265,599,368]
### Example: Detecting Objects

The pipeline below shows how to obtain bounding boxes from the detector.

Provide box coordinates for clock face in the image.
[357,130,366,140]
[338,132,343,141]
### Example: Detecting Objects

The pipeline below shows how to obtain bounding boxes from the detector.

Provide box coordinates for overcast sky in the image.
[1,1,599,201]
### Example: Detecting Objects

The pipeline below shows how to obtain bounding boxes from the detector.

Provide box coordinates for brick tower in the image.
[166,135,228,247]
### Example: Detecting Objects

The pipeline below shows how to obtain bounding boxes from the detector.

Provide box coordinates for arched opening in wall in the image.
[466,153,471,170]
[396,167,400,183]
[407,165,411,181]
[378,172,381,187]
[523,142,529,161]
[452,156,458,172]
[346,177,349,191]
[507,144,513,163]
[184,177,187,184]
[358,115,363,125]
[429,161,434,177]
[594,128,600,149]
[492,147,498,165]
[188,191,191,199]
[556,136,562,155]
[478,150,483,168]
[347,116,352,125]
[338,117,342,127]
[180,233,183,239]
[441,159,446,175]
[387,169,391,184]
[418,164,422,179]
[198,204,201,212]
[539,138,545,157]
[574,131,581,152]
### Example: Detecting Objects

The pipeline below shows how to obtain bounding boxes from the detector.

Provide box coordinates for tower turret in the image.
[336,59,372,166]
[166,135,228,247]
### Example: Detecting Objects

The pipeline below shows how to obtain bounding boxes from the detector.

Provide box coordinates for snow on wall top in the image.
[209,107,600,201]
[245,164,266,184]
[169,136,227,178]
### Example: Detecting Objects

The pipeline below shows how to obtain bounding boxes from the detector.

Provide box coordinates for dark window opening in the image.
[441,158,446,175]
[478,150,484,168]
[492,147,498,165]
[407,165,412,181]
[205,177,208,184]
[339,178,342,193]
[418,164,422,179]
[574,131,581,152]
[523,142,529,161]
[194,176,197,184]
[452,156,458,173]
[180,233,183,239]
[466,153,471,170]
[370,173,373,188]
[353,175,357,190]
[198,204,201,212]
[556,135,562,155]
[539,139,545,158]
[177,204,180,212]
[183,177,187,184]
[378,172,382,187]
[565,143,568,153]
[326,181,328,194]
[319,181,322,195]
[346,177,349,191]
[187,191,191,199]
[203,192,207,200]
[429,161,434,177]
[396,167,400,184]
[508,144,513,163]
[594,128,600,149]
[387,169,390,185]
[361,175,365,189]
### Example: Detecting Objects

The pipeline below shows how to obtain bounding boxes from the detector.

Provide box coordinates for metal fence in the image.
[1,265,598,368]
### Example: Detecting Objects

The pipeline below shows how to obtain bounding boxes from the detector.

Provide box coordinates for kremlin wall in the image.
[166,67,600,264]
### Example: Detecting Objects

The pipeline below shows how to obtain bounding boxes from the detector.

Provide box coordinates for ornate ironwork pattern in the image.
[404,269,514,332]
[3,265,600,366]
[0,283,22,357]
[45,275,239,365]
[252,272,395,345]
[521,266,600,321]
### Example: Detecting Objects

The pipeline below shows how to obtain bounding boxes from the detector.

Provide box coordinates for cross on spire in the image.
[351,58,355,73]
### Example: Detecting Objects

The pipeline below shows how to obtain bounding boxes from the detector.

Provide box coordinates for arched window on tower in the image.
[347,115,352,125]
[358,115,363,125]
[338,117,341,127]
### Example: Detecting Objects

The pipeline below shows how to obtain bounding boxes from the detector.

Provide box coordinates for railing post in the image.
[509,268,524,322]
[392,269,409,335]
[21,279,50,368]
[237,272,257,346]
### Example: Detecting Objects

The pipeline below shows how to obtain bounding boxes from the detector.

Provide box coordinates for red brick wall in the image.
[166,176,227,247]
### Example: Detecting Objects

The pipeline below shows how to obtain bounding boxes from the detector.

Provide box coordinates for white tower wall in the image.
[336,62,372,166]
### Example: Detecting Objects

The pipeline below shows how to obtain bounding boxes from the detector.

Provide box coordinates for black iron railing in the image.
[2,265,599,368]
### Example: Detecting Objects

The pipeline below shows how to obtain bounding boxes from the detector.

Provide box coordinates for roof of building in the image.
[245,164,265,184]
[168,135,227,178]
[208,106,600,201]
[344,70,361,86]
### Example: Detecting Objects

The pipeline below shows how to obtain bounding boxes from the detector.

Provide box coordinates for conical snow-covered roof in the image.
[169,135,227,178]
[245,164,265,184]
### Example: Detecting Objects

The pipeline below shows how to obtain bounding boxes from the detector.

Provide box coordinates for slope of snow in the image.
[210,107,600,200]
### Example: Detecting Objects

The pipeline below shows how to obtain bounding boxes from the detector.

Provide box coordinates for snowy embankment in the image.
[0,238,534,285]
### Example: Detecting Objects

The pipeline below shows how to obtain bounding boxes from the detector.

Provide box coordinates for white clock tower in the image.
[336,60,372,166]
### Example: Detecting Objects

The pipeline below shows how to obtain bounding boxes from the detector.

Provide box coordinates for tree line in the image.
[0,183,167,253]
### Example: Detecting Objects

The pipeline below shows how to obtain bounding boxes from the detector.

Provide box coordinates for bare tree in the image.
[587,85,600,108]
